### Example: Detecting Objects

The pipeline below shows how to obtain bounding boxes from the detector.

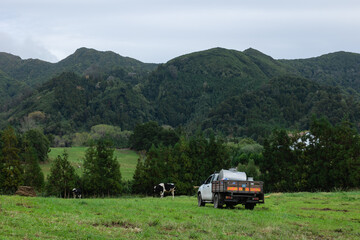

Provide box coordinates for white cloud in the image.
[0,0,360,63]
[0,32,58,62]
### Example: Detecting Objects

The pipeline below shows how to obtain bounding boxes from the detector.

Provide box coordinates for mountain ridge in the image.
[1,47,360,140]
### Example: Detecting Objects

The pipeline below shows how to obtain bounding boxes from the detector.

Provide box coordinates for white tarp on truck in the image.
[218,169,247,181]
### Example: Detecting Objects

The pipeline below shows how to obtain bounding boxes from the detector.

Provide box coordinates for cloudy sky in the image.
[1,0,359,63]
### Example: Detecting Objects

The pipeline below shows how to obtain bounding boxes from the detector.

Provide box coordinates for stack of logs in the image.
[15,186,37,197]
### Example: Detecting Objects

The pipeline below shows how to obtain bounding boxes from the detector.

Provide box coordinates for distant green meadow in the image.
[44,147,138,180]
[0,192,359,239]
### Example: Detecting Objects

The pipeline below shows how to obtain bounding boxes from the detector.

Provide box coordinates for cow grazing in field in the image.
[72,188,82,198]
[154,183,175,198]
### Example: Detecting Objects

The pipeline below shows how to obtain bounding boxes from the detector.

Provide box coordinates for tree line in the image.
[1,117,359,196]
[0,126,122,197]
[131,118,360,194]
[260,117,360,192]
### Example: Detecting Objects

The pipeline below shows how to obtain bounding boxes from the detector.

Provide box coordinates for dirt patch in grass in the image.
[289,222,307,227]
[92,220,141,232]
[162,224,175,231]
[16,203,33,208]
[301,207,348,212]
[148,219,160,227]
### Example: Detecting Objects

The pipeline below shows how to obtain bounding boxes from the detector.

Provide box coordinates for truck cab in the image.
[198,173,218,201]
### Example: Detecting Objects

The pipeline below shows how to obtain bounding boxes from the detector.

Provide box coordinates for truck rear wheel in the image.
[245,203,255,210]
[213,194,223,209]
[226,203,235,209]
[198,193,205,207]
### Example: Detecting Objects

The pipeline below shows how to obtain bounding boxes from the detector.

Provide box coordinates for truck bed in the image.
[212,180,265,205]
[212,180,263,193]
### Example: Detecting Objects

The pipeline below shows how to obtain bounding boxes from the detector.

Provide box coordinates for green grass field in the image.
[44,147,138,180]
[0,191,359,239]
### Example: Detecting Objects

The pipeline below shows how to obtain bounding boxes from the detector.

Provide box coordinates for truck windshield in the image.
[205,175,213,184]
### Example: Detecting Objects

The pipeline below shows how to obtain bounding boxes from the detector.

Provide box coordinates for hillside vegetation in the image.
[0,48,157,123]
[0,192,359,239]
[280,51,360,93]
[1,47,360,140]
[203,76,360,140]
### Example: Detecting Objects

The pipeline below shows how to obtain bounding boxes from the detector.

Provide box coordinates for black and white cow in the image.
[154,183,175,198]
[72,188,82,199]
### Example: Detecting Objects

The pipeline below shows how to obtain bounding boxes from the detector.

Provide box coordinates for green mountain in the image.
[0,52,54,87]
[0,48,157,87]
[56,47,157,74]
[6,71,153,135]
[280,51,360,93]
[202,76,360,140]
[0,48,158,110]
[0,70,28,111]
[144,47,290,128]
[2,47,360,140]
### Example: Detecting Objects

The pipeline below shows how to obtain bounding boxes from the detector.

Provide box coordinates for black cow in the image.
[72,188,82,198]
[154,183,175,198]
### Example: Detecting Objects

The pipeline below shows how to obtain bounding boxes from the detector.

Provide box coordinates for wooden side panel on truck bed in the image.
[212,180,264,194]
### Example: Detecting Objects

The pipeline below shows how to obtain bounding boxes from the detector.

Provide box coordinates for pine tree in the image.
[24,129,50,162]
[132,157,146,194]
[46,152,77,198]
[0,126,23,194]
[245,159,260,180]
[23,145,44,191]
[82,140,122,197]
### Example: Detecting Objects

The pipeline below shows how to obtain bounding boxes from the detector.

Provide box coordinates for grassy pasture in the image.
[43,147,138,180]
[0,191,359,239]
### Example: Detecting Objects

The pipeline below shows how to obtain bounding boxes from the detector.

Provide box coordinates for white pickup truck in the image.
[197,169,264,210]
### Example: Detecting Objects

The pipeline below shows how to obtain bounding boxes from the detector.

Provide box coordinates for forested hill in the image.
[5,71,154,135]
[0,52,53,87]
[1,47,360,140]
[0,48,158,111]
[280,51,360,94]
[0,48,157,87]
[202,76,360,141]
[55,47,158,77]
[144,47,290,128]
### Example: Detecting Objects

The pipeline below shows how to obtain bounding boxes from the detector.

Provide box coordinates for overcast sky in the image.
[1,0,360,63]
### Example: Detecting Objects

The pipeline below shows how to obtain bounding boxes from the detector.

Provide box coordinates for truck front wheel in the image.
[213,194,223,209]
[198,193,205,207]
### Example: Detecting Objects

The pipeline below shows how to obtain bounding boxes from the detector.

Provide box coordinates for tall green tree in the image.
[307,118,360,190]
[132,157,146,194]
[24,129,50,162]
[22,145,44,191]
[46,152,78,197]
[260,129,296,192]
[82,140,122,196]
[0,126,23,194]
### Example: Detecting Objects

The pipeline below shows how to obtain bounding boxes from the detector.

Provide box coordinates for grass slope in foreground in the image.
[44,147,138,180]
[0,192,359,239]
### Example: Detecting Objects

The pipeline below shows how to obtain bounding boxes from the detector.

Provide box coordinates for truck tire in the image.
[226,203,235,209]
[198,193,205,207]
[213,193,223,209]
[245,203,255,210]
